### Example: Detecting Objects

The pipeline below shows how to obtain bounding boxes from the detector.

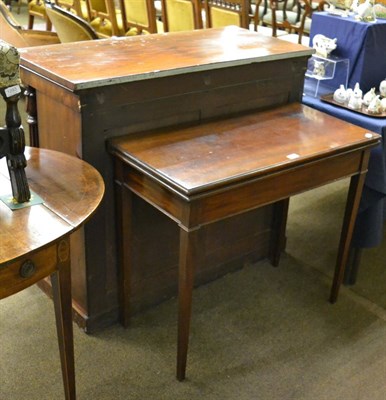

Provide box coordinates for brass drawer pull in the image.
[19,260,36,279]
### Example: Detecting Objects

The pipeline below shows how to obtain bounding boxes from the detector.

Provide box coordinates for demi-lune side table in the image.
[0,146,105,399]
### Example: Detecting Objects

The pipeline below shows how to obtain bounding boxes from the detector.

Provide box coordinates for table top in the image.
[19,27,313,91]
[303,94,386,193]
[0,147,105,266]
[109,103,380,196]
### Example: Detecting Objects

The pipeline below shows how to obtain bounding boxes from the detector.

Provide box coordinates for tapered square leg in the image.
[177,227,199,381]
[330,170,367,303]
[51,238,76,400]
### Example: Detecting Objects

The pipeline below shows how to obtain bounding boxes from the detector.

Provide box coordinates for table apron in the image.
[0,243,59,299]
[115,147,371,230]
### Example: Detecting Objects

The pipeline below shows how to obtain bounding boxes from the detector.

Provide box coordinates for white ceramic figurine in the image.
[313,60,326,77]
[312,34,337,58]
[333,85,348,104]
[355,0,376,21]
[367,95,382,114]
[348,83,363,110]
[379,78,386,96]
[381,97,386,111]
[363,87,376,106]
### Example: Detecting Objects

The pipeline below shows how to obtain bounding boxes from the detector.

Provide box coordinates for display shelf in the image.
[304,54,350,97]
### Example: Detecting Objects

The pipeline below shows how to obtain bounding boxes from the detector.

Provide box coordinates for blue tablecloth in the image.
[303,93,386,248]
[310,12,386,93]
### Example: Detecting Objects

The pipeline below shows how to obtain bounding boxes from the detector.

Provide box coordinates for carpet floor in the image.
[1,5,385,399]
[1,180,385,400]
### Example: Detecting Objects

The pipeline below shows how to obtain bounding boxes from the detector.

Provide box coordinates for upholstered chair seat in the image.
[262,8,299,26]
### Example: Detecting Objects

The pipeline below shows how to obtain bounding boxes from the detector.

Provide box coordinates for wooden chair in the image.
[160,0,202,32]
[250,0,268,30]
[45,0,99,42]
[0,0,59,47]
[119,0,158,35]
[204,0,250,29]
[85,0,125,37]
[300,0,327,39]
[4,0,22,13]
[53,0,89,19]
[256,0,309,43]
[28,0,52,30]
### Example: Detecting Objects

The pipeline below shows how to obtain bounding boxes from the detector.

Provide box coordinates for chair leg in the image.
[46,17,52,31]
[28,14,34,29]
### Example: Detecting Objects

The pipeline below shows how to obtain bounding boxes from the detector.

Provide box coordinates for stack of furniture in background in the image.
[4,0,321,44]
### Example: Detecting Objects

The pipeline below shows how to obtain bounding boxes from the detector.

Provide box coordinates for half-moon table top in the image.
[0,146,105,266]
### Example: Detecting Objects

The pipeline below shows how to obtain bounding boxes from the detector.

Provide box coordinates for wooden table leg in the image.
[177,227,199,381]
[344,247,363,286]
[51,238,76,400]
[116,184,133,328]
[269,198,290,267]
[330,167,368,304]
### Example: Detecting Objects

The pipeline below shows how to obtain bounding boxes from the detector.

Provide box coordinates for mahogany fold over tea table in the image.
[108,103,380,381]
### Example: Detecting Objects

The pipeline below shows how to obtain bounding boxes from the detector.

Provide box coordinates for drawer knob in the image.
[19,260,36,278]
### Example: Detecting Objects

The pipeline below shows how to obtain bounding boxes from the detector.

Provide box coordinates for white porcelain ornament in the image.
[313,34,337,58]
[381,97,386,111]
[363,87,376,106]
[333,85,348,104]
[367,95,382,114]
[348,83,363,110]
[379,78,386,97]
[355,0,376,21]
[313,60,325,77]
